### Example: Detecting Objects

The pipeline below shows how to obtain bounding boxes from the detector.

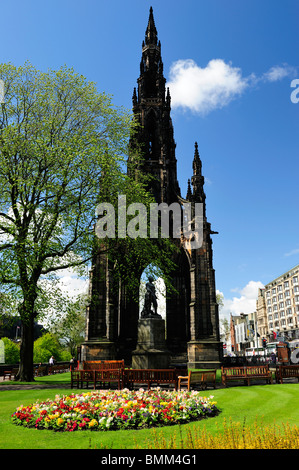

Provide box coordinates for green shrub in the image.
[1,337,20,364]
[33,333,71,363]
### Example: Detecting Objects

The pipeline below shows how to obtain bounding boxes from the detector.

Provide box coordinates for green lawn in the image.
[1,373,299,449]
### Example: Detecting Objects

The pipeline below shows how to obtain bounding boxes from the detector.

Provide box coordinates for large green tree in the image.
[48,293,87,357]
[0,62,163,381]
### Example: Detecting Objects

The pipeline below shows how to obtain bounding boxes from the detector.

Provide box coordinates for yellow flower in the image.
[89,419,98,427]
[57,418,64,426]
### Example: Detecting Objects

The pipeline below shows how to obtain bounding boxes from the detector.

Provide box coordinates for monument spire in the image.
[129,7,180,203]
[145,6,158,45]
[191,142,206,204]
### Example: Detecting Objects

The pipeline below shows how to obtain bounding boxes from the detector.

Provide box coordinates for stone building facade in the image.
[256,264,299,342]
[82,8,222,368]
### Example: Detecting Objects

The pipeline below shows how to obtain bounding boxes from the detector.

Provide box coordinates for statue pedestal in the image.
[187,339,223,369]
[81,339,116,362]
[132,317,170,369]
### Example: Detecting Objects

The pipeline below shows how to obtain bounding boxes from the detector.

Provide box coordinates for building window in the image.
[281,319,286,326]
[293,276,298,285]
[272,288,276,294]
[284,281,289,289]
[267,307,272,313]
[266,291,270,298]
[278,285,282,292]
[272,296,277,303]
[285,290,290,297]
[280,310,285,317]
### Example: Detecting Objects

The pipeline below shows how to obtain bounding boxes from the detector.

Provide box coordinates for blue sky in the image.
[1,0,298,319]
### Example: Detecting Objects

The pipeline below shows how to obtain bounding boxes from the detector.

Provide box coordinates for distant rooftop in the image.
[265,264,299,288]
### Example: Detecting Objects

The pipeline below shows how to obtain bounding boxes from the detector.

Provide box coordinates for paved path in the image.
[0,376,72,391]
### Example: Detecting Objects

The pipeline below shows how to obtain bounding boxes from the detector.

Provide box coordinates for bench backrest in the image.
[189,371,203,383]
[245,365,269,375]
[123,369,183,381]
[198,370,216,381]
[149,369,176,380]
[276,365,299,375]
[222,365,270,377]
[95,369,123,380]
[123,369,150,381]
[83,360,124,370]
[221,366,246,377]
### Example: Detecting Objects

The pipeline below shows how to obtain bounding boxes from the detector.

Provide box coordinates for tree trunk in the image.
[17,316,35,382]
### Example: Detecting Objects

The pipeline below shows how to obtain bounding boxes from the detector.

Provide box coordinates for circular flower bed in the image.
[11,388,220,432]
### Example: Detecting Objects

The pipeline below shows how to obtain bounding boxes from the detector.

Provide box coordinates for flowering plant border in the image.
[11,388,220,432]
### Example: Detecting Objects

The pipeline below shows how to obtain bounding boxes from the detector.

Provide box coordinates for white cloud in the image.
[167,58,250,115]
[55,269,89,298]
[218,280,264,321]
[167,59,296,115]
[262,65,297,82]
[284,248,299,257]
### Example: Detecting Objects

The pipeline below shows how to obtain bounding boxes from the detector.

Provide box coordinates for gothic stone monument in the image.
[81,8,223,369]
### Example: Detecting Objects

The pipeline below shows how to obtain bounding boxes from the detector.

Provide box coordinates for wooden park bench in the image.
[71,370,96,389]
[221,365,273,387]
[178,370,216,391]
[275,365,299,384]
[71,368,124,390]
[34,365,48,377]
[94,369,123,389]
[123,368,185,390]
[3,368,18,380]
[51,364,70,374]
